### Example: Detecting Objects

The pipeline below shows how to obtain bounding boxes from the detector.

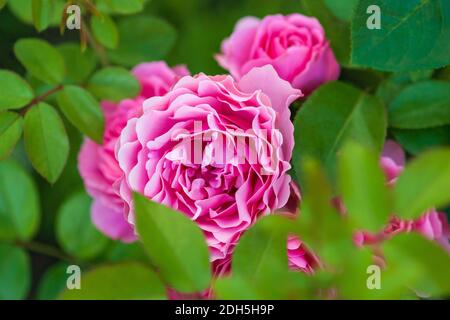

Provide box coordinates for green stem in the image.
[16,240,75,263]
[20,84,64,115]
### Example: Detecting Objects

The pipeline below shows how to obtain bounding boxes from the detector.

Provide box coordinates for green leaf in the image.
[0,70,34,111]
[108,15,176,67]
[352,0,450,71]
[301,0,351,65]
[394,148,450,219]
[389,81,450,129]
[8,0,63,26]
[338,142,391,231]
[104,242,147,263]
[383,234,450,296]
[392,125,450,155]
[59,262,166,300]
[134,192,211,293]
[91,14,119,50]
[58,43,97,84]
[0,244,30,300]
[87,67,140,102]
[293,81,387,185]
[0,112,23,159]
[24,103,69,183]
[7,0,32,24]
[323,0,358,22]
[0,160,40,241]
[108,0,145,15]
[56,191,109,260]
[0,0,7,10]
[36,262,69,300]
[14,38,66,85]
[31,0,52,32]
[56,85,104,143]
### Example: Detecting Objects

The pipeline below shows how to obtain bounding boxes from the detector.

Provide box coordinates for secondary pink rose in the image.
[78,62,189,242]
[116,65,302,263]
[216,14,340,94]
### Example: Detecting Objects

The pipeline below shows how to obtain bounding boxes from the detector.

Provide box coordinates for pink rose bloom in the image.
[354,140,450,250]
[78,62,189,242]
[116,65,302,263]
[216,14,340,94]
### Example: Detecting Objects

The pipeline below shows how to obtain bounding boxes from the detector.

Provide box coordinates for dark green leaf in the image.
[58,43,97,84]
[14,38,66,85]
[0,112,23,159]
[31,0,52,32]
[134,193,211,293]
[0,244,30,300]
[0,160,40,241]
[87,67,140,102]
[324,0,358,22]
[0,70,34,111]
[36,262,69,300]
[56,191,109,260]
[24,103,69,183]
[392,125,450,155]
[56,85,104,143]
[108,0,145,15]
[91,14,119,50]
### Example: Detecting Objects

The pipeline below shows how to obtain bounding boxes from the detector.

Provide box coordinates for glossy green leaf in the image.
[0,244,30,300]
[57,43,97,84]
[389,81,450,129]
[24,103,69,183]
[338,142,390,231]
[392,125,450,155]
[0,160,40,241]
[352,0,450,71]
[108,15,176,67]
[91,14,119,50]
[293,81,387,184]
[14,38,66,85]
[56,191,109,260]
[56,85,104,143]
[395,148,450,218]
[59,262,166,300]
[0,70,34,111]
[134,193,211,293]
[36,262,69,300]
[87,67,140,102]
[0,112,23,159]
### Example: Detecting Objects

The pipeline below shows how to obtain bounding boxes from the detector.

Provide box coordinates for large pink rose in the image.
[116,65,302,262]
[216,14,340,94]
[78,62,189,242]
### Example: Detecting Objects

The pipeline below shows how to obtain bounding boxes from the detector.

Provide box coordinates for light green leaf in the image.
[7,0,32,24]
[108,15,176,67]
[108,0,145,15]
[56,85,104,143]
[0,244,30,300]
[58,43,97,84]
[36,262,69,300]
[293,81,387,185]
[87,67,140,102]
[0,70,34,111]
[14,38,66,85]
[24,103,69,183]
[0,112,23,159]
[389,81,450,129]
[395,148,450,218]
[59,262,166,300]
[56,191,109,260]
[0,160,40,241]
[134,192,211,293]
[352,0,450,71]
[91,14,119,50]
[392,126,450,155]
[31,0,52,32]
[338,142,391,231]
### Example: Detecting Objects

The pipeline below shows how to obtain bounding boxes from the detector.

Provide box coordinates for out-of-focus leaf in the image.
[134,193,211,293]
[57,44,97,84]
[0,244,30,300]
[108,15,176,67]
[323,0,358,22]
[87,67,140,102]
[91,14,119,50]
[31,0,53,32]
[104,242,148,263]
[56,85,104,143]
[14,38,66,85]
[392,126,450,155]
[389,81,450,129]
[36,262,69,300]
[56,191,109,260]
[7,0,33,24]
[8,0,63,25]
[59,262,166,300]
[0,112,23,159]
[352,0,450,71]
[338,142,390,231]
[0,160,40,241]
[0,70,34,111]
[0,0,7,10]
[24,103,69,183]
[293,81,386,185]
[394,148,450,219]
[100,0,145,15]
